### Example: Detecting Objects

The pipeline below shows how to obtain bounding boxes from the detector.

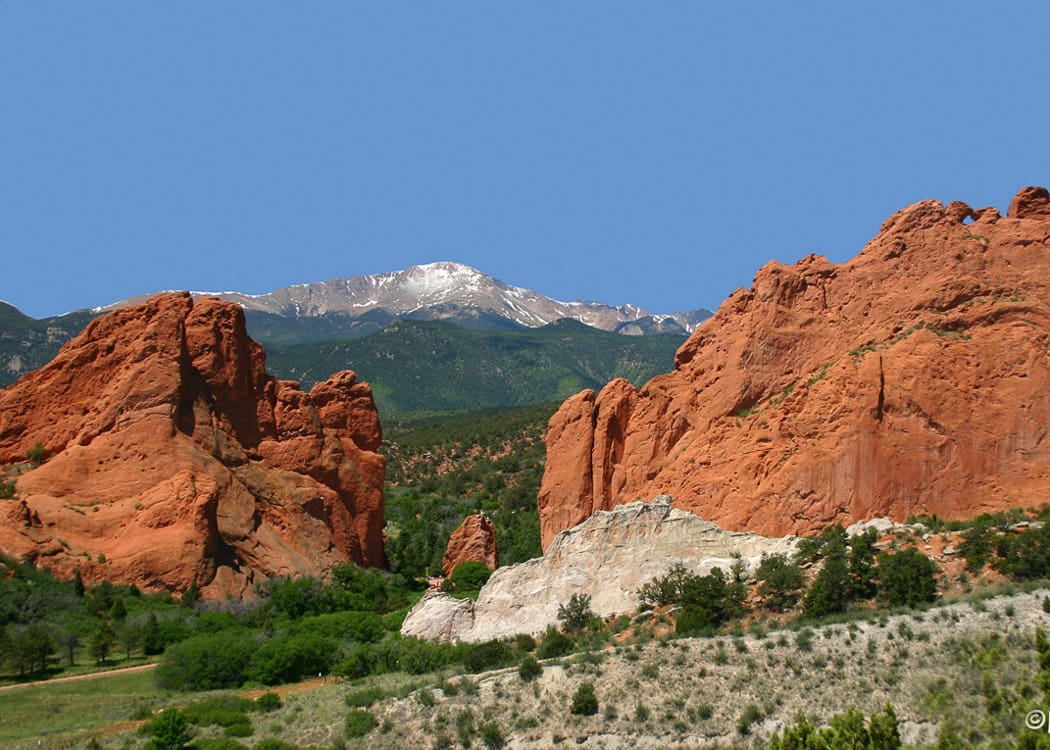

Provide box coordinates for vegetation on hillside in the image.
[0,303,95,387]
[265,318,684,416]
[382,402,557,576]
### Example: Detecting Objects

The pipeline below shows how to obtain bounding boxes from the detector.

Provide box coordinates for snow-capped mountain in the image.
[100,262,711,335]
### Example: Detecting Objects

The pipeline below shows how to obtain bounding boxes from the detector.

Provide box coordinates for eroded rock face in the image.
[0,293,385,598]
[539,187,1050,548]
[401,497,798,642]
[442,514,498,576]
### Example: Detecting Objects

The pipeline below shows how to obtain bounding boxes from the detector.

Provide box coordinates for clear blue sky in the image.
[2,3,1047,318]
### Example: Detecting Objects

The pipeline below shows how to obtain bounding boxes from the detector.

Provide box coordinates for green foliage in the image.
[26,442,48,467]
[848,528,878,600]
[638,563,695,608]
[679,567,747,631]
[90,620,116,664]
[768,705,900,749]
[518,655,542,681]
[536,628,574,659]
[181,578,201,608]
[0,477,16,500]
[265,319,686,416]
[142,611,163,655]
[570,681,599,715]
[181,696,253,728]
[442,561,492,597]
[877,548,938,607]
[245,633,341,685]
[383,403,553,578]
[757,553,805,611]
[194,740,248,750]
[155,632,256,690]
[480,720,506,749]
[464,639,515,673]
[4,622,55,675]
[993,523,1050,580]
[802,527,851,618]
[145,708,193,750]
[345,708,378,738]
[254,691,282,712]
[737,703,764,735]
[557,593,595,633]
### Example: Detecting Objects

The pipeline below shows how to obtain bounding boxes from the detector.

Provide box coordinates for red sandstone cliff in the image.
[0,293,385,597]
[441,514,498,576]
[539,187,1050,549]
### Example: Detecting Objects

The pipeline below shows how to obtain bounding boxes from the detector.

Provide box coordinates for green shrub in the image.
[557,593,596,633]
[180,696,253,727]
[254,692,282,712]
[514,633,537,651]
[155,633,256,690]
[346,686,384,708]
[464,639,515,673]
[877,548,938,607]
[756,553,804,611]
[345,709,378,738]
[518,655,542,681]
[194,740,247,750]
[145,708,193,750]
[536,628,574,659]
[442,561,492,596]
[480,721,506,749]
[246,633,340,685]
[737,703,764,735]
[570,682,599,715]
[222,721,253,738]
[252,741,298,750]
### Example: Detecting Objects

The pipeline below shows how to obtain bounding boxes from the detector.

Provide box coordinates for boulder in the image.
[442,514,498,576]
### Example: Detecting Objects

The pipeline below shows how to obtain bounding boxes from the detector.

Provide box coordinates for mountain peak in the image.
[96,263,712,335]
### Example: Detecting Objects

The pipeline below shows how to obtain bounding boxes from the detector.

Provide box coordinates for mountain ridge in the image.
[91,261,712,335]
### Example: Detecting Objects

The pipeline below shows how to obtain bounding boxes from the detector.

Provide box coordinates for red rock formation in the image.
[0,293,385,597]
[539,187,1050,549]
[442,514,498,576]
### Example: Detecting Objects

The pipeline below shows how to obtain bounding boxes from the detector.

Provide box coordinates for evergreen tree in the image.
[877,548,938,607]
[73,568,85,597]
[91,621,116,664]
[182,578,200,608]
[557,593,595,633]
[802,527,850,618]
[143,611,163,656]
[848,528,878,600]
[757,553,804,612]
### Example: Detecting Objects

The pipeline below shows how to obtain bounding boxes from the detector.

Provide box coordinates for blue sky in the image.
[2,3,1047,319]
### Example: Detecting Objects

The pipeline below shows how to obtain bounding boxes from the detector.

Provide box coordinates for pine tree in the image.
[182,578,200,608]
[143,611,163,656]
[73,568,85,597]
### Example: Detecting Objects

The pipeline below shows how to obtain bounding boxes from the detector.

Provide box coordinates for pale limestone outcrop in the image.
[400,496,799,642]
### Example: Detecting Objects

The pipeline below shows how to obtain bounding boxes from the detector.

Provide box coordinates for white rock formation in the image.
[401,496,799,642]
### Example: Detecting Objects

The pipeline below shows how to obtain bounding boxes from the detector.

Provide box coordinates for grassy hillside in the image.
[265,318,685,417]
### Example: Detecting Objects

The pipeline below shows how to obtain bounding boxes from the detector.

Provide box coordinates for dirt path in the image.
[0,662,157,691]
